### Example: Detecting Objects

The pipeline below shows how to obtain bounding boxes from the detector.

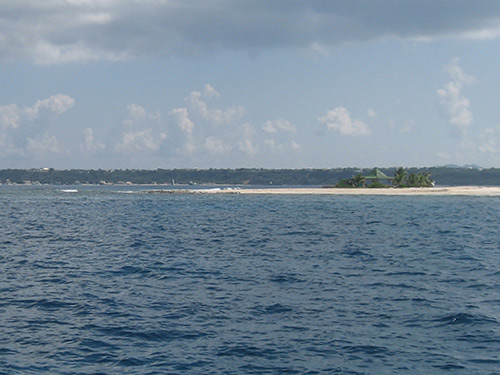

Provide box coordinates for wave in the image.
[217,344,277,359]
[432,312,499,326]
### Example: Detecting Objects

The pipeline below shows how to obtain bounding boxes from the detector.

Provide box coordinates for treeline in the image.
[0,167,499,186]
[0,168,357,185]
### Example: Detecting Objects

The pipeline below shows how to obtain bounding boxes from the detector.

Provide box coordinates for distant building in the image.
[364,168,393,185]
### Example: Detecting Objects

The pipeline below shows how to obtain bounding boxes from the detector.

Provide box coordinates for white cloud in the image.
[169,107,196,154]
[170,107,194,135]
[187,84,244,125]
[262,119,296,133]
[26,134,62,155]
[25,94,75,119]
[0,95,74,159]
[115,129,166,153]
[367,109,377,118]
[204,136,232,154]
[126,103,147,121]
[81,127,105,152]
[262,119,301,153]
[318,107,371,136]
[265,139,301,152]
[202,83,220,99]
[123,103,161,126]
[437,83,472,127]
[444,57,475,84]
[437,58,474,128]
[0,104,20,130]
[238,124,257,154]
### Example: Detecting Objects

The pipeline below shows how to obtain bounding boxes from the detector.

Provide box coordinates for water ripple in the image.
[1,188,500,374]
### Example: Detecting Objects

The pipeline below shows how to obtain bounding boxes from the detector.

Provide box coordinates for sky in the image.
[2,1,500,169]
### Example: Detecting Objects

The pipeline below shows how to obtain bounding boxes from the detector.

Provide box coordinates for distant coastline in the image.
[145,186,500,196]
[1,166,499,187]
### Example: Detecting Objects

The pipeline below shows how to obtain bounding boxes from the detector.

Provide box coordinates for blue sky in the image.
[2,1,500,169]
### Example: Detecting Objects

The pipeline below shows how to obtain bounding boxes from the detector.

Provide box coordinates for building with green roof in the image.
[364,168,393,185]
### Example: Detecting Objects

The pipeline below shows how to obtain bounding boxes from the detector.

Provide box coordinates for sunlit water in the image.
[1,185,500,374]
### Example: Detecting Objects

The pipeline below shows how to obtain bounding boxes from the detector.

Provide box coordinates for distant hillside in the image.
[420,167,500,186]
[0,167,499,186]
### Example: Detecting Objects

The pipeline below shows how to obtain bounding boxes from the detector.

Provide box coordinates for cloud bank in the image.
[3,1,500,63]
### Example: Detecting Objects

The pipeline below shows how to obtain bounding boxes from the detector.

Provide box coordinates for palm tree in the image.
[416,172,434,187]
[351,173,366,187]
[335,173,366,188]
[406,173,417,187]
[393,167,407,187]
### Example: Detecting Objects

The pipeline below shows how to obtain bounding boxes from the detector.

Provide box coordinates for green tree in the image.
[335,173,366,188]
[416,172,434,187]
[402,171,434,187]
[406,173,417,187]
[351,174,366,187]
[393,167,407,187]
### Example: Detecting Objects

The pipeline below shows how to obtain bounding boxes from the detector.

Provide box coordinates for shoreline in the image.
[236,186,500,196]
[147,186,500,196]
[240,186,500,196]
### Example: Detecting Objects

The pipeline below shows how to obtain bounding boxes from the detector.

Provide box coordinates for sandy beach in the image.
[184,186,500,196]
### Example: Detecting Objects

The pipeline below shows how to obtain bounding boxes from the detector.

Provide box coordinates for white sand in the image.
[197,186,500,196]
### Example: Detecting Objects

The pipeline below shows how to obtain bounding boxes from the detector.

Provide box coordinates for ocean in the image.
[1,185,499,374]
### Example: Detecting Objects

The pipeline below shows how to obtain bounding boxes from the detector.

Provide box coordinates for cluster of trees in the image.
[336,167,434,188]
[392,167,434,187]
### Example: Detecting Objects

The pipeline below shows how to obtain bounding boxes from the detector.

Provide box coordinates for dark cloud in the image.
[2,0,500,63]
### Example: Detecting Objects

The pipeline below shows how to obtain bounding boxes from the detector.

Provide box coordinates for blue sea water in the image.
[1,185,500,374]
